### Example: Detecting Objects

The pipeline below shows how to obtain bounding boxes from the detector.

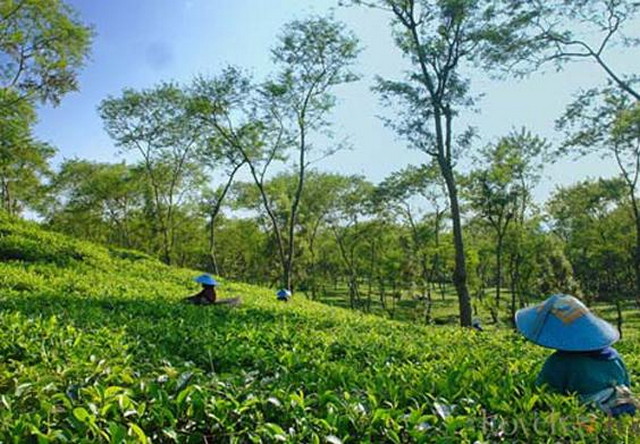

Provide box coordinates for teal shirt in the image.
[536,348,630,395]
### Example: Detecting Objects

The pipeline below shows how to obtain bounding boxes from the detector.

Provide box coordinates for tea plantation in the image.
[1,215,639,443]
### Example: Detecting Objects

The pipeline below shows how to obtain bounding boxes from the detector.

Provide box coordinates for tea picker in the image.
[276,289,291,302]
[516,294,637,417]
[184,274,240,306]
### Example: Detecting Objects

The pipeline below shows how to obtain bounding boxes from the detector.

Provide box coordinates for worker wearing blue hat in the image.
[184,274,241,306]
[516,294,637,417]
[184,274,218,305]
[276,289,291,302]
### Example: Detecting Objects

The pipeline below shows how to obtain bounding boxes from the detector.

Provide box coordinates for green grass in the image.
[311,283,462,323]
[1,214,639,443]
[314,283,640,339]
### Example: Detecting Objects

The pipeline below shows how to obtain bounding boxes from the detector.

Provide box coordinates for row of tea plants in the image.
[0,214,638,442]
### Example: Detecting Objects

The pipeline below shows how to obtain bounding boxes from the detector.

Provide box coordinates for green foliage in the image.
[0,215,109,265]
[504,0,639,99]
[99,84,209,264]
[555,84,640,304]
[45,160,144,245]
[1,211,639,442]
[463,129,549,314]
[355,0,536,326]
[547,178,635,301]
[0,90,56,216]
[268,14,361,136]
[558,85,639,159]
[255,14,361,290]
[0,0,93,106]
[0,0,92,217]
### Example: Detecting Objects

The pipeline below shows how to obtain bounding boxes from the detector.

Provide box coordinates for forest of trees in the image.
[2,0,639,327]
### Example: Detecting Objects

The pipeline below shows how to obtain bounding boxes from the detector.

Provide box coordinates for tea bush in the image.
[0,215,638,443]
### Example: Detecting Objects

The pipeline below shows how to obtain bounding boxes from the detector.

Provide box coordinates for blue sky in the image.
[34,0,638,202]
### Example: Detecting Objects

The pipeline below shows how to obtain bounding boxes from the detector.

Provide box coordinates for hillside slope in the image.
[0,215,638,443]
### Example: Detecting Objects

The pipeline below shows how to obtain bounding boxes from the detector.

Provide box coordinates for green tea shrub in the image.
[0,217,638,442]
[0,219,111,266]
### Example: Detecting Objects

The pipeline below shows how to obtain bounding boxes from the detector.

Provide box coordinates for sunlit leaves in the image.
[0,215,638,442]
[0,0,93,106]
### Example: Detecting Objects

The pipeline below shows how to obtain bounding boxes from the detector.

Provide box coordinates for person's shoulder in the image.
[542,351,576,371]
[546,351,565,362]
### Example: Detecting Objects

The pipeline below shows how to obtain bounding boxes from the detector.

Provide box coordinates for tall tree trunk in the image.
[143,161,172,265]
[1,178,14,216]
[424,295,432,324]
[508,252,518,327]
[402,10,471,326]
[615,298,624,339]
[284,93,315,292]
[208,213,219,275]
[249,171,288,289]
[379,279,386,311]
[207,161,245,275]
[440,161,472,326]
[432,210,444,301]
[283,266,292,295]
[496,234,503,308]
[630,196,640,308]
[161,219,172,265]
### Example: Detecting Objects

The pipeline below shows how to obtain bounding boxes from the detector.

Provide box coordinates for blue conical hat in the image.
[194,274,218,286]
[276,289,291,298]
[515,294,619,351]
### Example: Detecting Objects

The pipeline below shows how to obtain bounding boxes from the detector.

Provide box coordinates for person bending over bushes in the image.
[276,288,291,302]
[516,294,637,417]
[184,274,240,306]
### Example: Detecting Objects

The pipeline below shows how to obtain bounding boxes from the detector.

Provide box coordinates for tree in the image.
[359,217,406,317]
[557,86,640,305]
[45,160,145,248]
[188,66,283,280]
[295,171,357,299]
[509,0,640,305]
[259,15,360,292]
[99,83,206,264]
[511,0,639,100]
[546,178,632,321]
[199,177,243,275]
[376,162,450,304]
[0,0,93,108]
[0,96,55,215]
[465,150,518,310]
[325,176,375,310]
[189,72,256,274]
[232,171,362,296]
[0,0,91,217]
[213,217,270,283]
[346,0,531,326]
[464,129,548,317]
[194,17,360,291]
